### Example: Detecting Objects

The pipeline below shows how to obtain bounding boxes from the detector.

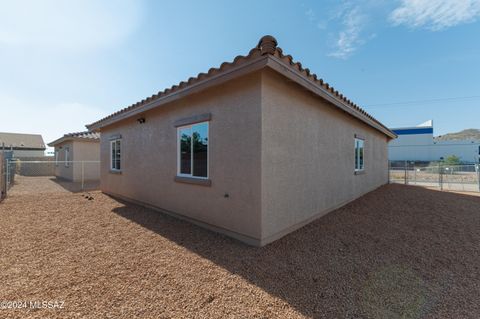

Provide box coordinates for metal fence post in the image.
[5,159,9,192]
[388,160,391,184]
[81,161,84,191]
[2,157,5,198]
[439,162,443,191]
[414,164,416,185]
[477,164,480,192]
[404,160,407,185]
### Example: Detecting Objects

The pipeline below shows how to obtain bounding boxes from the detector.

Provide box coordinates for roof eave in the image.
[86,55,270,131]
[48,136,99,147]
[265,56,397,139]
[48,136,69,147]
[86,54,395,139]
[2,147,46,151]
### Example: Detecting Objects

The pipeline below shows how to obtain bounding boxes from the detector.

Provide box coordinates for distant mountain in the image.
[435,129,480,141]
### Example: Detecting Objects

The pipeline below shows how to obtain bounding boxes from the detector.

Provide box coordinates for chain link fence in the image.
[0,154,5,202]
[3,159,100,197]
[389,161,480,192]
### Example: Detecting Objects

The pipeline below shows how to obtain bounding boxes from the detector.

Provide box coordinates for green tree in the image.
[443,155,461,165]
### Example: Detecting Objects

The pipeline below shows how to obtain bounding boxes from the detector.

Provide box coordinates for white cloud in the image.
[0,94,106,149]
[0,0,142,50]
[305,8,316,22]
[302,2,375,59]
[390,0,480,31]
[328,6,368,59]
[317,21,328,30]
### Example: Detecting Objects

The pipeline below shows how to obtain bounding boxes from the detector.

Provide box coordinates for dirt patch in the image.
[1,184,480,318]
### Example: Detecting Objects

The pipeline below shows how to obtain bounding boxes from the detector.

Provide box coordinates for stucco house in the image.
[87,36,396,246]
[0,132,46,157]
[48,132,100,182]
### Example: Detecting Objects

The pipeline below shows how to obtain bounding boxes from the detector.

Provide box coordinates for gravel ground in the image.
[8,176,99,196]
[1,184,480,318]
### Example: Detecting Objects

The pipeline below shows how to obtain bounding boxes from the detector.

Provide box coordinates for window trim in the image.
[174,113,211,128]
[354,137,365,173]
[64,147,70,167]
[110,139,122,172]
[176,121,209,180]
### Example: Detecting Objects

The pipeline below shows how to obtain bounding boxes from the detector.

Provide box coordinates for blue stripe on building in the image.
[392,128,433,135]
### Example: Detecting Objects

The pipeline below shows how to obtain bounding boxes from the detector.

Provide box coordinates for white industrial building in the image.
[389,121,480,163]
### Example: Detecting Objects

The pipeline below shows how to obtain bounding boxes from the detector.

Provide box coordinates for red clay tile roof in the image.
[63,131,100,140]
[87,35,395,138]
[48,131,100,146]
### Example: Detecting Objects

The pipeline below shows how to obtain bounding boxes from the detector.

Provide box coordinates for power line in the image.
[364,95,480,108]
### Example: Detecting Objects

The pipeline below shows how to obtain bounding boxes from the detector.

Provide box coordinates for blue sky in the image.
[0,0,479,146]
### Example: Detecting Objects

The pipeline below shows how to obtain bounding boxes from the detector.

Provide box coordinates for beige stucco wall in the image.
[98,69,389,246]
[54,140,100,182]
[72,140,100,181]
[260,69,389,244]
[99,72,263,243]
[54,141,74,181]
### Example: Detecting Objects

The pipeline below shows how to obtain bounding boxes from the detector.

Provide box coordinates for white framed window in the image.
[354,138,364,172]
[177,121,209,179]
[64,147,70,167]
[110,139,121,171]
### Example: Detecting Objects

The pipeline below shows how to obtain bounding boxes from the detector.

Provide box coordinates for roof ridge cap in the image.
[87,35,394,138]
[257,35,278,55]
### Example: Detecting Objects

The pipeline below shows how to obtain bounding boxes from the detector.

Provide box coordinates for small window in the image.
[55,151,59,166]
[64,147,70,167]
[354,138,364,172]
[110,139,121,171]
[177,121,208,178]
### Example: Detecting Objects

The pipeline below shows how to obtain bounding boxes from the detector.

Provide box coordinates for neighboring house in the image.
[48,132,100,182]
[0,132,46,157]
[86,35,396,246]
[389,120,480,163]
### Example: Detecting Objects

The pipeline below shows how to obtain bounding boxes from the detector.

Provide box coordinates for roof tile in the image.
[64,131,100,140]
[87,35,391,135]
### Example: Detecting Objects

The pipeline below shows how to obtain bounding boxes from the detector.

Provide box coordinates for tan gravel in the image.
[8,176,99,196]
[1,184,480,318]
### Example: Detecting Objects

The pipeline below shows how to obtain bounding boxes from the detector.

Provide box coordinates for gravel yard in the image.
[8,176,100,195]
[1,184,480,318]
